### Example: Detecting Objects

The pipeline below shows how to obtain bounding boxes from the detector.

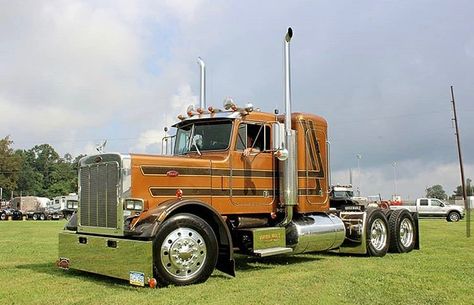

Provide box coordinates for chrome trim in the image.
[337,211,368,254]
[197,57,206,109]
[400,218,414,247]
[279,28,297,227]
[369,218,387,251]
[160,227,207,279]
[286,213,346,254]
[77,153,131,236]
[172,112,242,127]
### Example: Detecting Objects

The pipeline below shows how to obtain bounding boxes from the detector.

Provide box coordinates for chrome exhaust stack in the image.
[279,27,298,226]
[197,57,206,109]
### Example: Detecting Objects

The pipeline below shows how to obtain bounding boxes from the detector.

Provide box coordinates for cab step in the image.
[253,247,293,257]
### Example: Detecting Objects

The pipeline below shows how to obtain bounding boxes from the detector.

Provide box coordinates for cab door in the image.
[229,122,275,210]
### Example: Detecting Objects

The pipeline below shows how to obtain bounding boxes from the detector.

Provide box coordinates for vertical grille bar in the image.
[79,162,119,229]
[80,167,90,226]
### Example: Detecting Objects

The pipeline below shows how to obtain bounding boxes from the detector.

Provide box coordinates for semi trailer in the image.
[58,28,419,287]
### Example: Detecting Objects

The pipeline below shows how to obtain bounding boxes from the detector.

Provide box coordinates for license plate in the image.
[129,271,145,286]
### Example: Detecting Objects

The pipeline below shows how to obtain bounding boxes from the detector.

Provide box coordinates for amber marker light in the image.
[177,115,186,120]
[197,107,204,114]
[148,278,157,288]
[176,189,183,199]
[208,106,215,113]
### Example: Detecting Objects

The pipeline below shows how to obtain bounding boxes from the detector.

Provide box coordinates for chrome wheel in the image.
[370,218,388,251]
[160,227,207,280]
[399,218,414,248]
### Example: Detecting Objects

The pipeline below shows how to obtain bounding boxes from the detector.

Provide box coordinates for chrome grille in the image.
[80,162,119,228]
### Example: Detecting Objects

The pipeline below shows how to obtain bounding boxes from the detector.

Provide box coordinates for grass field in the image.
[0,219,473,305]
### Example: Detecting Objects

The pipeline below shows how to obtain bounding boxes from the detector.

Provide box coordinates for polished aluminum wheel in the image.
[160,227,207,280]
[370,218,388,251]
[449,212,460,222]
[399,218,414,248]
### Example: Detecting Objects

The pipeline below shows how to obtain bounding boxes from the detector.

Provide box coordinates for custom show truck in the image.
[58,28,419,288]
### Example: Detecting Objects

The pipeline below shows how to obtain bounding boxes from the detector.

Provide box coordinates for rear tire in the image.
[447,211,461,222]
[32,214,38,221]
[40,213,46,221]
[0,213,6,221]
[365,208,389,257]
[153,213,218,287]
[388,209,416,253]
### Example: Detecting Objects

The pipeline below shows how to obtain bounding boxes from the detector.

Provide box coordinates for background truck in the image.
[58,28,419,288]
[48,194,79,220]
[0,207,23,220]
[391,198,464,222]
[11,196,51,220]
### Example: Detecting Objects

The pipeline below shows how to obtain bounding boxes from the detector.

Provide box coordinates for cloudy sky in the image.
[1,0,473,199]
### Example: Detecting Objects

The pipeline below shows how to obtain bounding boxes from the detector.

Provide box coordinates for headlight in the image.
[124,199,144,211]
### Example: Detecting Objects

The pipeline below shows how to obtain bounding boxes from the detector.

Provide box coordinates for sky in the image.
[1,0,473,200]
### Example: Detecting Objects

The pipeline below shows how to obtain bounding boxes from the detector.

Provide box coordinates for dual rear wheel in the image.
[366,208,417,256]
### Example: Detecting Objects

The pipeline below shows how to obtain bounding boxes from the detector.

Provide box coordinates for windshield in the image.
[174,120,233,155]
[333,191,353,199]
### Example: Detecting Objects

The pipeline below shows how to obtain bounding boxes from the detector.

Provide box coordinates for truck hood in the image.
[130,153,214,205]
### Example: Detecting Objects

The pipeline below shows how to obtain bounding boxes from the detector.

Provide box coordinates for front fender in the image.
[131,198,235,277]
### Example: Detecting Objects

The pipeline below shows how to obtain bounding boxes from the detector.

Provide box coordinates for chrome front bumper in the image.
[58,231,153,284]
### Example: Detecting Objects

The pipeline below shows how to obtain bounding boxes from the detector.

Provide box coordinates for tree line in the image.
[425,182,473,200]
[0,136,84,200]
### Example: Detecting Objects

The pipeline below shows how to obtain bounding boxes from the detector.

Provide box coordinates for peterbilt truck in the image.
[58,28,419,287]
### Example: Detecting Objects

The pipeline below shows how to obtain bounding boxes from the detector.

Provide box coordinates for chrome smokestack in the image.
[197,57,206,109]
[279,27,298,226]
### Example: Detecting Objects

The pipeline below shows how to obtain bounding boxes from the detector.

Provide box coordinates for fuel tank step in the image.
[253,247,293,257]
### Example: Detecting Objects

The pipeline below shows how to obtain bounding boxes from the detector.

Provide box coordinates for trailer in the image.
[49,194,79,220]
[58,28,419,287]
[11,196,51,220]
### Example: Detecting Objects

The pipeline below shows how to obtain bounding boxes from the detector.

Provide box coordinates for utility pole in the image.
[356,154,362,196]
[450,86,470,237]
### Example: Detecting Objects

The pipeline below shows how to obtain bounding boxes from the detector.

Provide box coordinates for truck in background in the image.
[10,196,51,220]
[58,28,420,288]
[48,194,79,220]
[391,198,464,222]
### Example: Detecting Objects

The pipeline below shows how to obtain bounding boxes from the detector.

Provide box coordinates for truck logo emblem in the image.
[166,170,179,177]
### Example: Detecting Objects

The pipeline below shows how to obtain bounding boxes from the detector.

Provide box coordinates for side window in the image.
[237,124,247,151]
[431,200,441,207]
[236,123,271,152]
[419,199,428,206]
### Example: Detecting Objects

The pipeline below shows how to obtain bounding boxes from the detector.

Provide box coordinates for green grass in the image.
[0,219,473,305]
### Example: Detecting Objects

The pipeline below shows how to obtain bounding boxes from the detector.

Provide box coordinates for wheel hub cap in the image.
[161,228,207,279]
[400,218,414,247]
[370,219,387,251]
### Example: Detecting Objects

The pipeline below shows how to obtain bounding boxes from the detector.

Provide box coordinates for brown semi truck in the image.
[58,28,419,287]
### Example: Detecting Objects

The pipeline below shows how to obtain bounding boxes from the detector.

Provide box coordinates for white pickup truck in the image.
[391,198,464,222]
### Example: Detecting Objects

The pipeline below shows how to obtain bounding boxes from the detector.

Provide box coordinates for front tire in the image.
[447,211,461,222]
[365,208,390,257]
[388,209,416,253]
[153,213,218,287]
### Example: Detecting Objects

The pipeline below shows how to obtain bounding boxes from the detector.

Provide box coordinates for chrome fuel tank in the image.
[286,213,345,254]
